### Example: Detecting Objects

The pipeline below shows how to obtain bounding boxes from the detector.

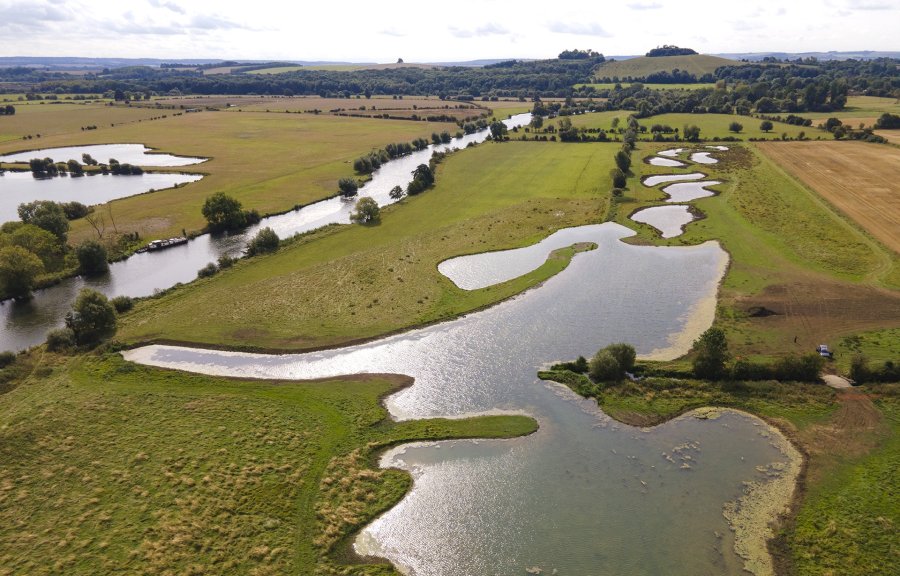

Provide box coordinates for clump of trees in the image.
[406,164,434,195]
[245,227,280,256]
[849,355,899,384]
[589,343,637,382]
[338,177,359,198]
[558,49,603,60]
[0,245,44,299]
[350,197,381,224]
[0,105,14,115]
[645,45,697,57]
[201,192,260,232]
[63,288,117,347]
[875,113,900,129]
[75,240,109,275]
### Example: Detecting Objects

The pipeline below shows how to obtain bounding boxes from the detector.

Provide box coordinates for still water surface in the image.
[0,143,206,166]
[0,171,202,222]
[631,205,696,238]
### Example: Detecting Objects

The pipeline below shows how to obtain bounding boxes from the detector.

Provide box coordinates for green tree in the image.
[728,121,743,133]
[530,115,543,129]
[245,227,280,256]
[350,197,381,224]
[338,177,359,198]
[683,124,701,142]
[201,192,247,232]
[589,350,621,382]
[691,327,730,380]
[389,185,405,200]
[615,149,632,173]
[7,223,60,268]
[75,240,109,275]
[489,121,508,141]
[17,200,69,241]
[64,288,117,346]
[0,246,44,298]
[759,120,774,133]
[604,343,636,373]
[610,167,627,189]
[407,164,435,195]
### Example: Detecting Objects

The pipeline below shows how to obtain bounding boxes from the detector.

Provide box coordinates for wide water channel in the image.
[0,114,532,351]
[125,221,799,575]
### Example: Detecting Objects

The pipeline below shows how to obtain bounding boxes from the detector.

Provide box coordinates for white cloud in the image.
[627,2,662,9]
[547,21,611,37]
[148,0,185,14]
[449,22,508,38]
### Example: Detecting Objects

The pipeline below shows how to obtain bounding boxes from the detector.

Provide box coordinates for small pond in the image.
[631,204,696,238]
[648,156,686,167]
[643,172,705,187]
[662,181,722,203]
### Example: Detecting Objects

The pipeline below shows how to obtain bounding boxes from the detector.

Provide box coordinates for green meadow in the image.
[0,353,535,575]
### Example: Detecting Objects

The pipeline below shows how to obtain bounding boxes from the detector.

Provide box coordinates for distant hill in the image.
[716,51,900,61]
[594,54,744,81]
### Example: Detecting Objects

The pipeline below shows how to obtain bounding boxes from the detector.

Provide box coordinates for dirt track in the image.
[757,141,900,253]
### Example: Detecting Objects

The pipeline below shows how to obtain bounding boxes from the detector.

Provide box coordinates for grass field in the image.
[594,54,744,80]
[0,352,535,575]
[801,95,900,127]
[566,111,819,139]
[757,141,900,253]
[575,82,717,91]
[0,110,457,241]
[0,101,165,144]
[117,141,615,349]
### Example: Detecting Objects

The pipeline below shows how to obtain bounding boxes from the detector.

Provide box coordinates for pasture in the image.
[117,141,615,350]
[594,54,744,80]
[565,111,816,139]
[757,141,900,253]
[0,353,534,575]
[0,101,164,144]
[802,95,900,127]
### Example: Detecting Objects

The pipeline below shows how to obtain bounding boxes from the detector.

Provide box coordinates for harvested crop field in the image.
[757,141,900,253]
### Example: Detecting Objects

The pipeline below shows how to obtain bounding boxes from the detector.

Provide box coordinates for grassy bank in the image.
[117,141,615,350]
[0,352,536,575]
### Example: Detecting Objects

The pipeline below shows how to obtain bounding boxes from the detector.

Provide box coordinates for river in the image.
[0,114,532,351]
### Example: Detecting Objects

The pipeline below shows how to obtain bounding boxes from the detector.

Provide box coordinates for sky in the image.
[1,0,898,62]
